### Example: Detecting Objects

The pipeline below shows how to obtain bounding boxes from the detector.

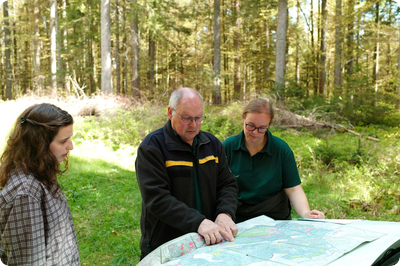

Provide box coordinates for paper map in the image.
[138,215,384,266]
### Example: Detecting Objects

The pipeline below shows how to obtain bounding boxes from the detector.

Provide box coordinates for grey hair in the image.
[169,87,204,111]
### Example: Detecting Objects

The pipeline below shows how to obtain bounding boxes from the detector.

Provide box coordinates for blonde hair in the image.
[242,98,274,125]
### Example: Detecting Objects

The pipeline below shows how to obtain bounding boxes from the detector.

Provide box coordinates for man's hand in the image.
[215,213,237,241]
[197,215,237,245]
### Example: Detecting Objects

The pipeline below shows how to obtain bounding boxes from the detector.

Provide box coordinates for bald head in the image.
[169,87,204,112]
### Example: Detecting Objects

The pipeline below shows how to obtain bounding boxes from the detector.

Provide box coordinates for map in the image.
[137,216,385,266]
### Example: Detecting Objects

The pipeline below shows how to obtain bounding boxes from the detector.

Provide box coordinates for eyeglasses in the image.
[173,109,205,124]
[245,123,268,134]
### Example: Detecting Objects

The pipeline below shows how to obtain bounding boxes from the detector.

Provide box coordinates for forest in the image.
[1,1,400,263]
[1,0,400,126]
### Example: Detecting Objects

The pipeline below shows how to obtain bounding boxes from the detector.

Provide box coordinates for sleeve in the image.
[1,195,46,266]
[215,142,239,220]
[136,144,206,233]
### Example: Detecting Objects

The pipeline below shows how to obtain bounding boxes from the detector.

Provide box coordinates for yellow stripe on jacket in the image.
[165,156,218,168]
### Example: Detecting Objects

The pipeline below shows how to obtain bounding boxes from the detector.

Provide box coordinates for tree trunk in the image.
[115,0,121,94]
[233,0,242,100]
[396,28,400,110]
[131,0,140,97]
[50,0,58,95]
[222,0,229,102]
[101,0,113,93]
[275,0,287,104]
[12,1,18,96]
[318,0,327,96]
[57,0,62,91]
[264,2,271,88]
[148,36,155,96]
[34,0,42,92]
[334,0,342,89]
[4,1,12,100]
[295,0,300,86]
[62,0,70,92]
[310,0,316,94]
[373,2,379,93]
[346,0,354,77]
[213,0,221,104]
[122,0,128,94]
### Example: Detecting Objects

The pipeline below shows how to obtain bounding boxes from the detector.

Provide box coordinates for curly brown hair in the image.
[0,103,73,195]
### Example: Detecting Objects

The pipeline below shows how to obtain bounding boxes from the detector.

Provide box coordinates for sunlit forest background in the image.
[1,1,400,264]
[1,0,400,126]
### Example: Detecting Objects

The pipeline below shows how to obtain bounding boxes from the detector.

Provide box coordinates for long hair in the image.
[0,103,73,195]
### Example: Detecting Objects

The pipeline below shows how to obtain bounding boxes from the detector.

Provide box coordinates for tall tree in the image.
[397,27,400,110]
[310,0,316,93]
[115,0,121,94]
[373,2,380,92]
[130,0,140,97]
[4,1,12,100]
[345,0,355,77]
[34,0,42,92]
[50,0,58,95]
[61,0,69,92]
[233,0,242,100]
[101,0,113,93]
[264,2,272,89]
[318,0,327,96]
[275,0,288,103]
[334,0,342,89]
[147,0,156,96]
[213,0,222,104]
[148,35,155,95]
[295,0,300,86]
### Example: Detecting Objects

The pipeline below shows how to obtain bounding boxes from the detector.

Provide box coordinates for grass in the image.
[60,156,141,265]
[60,137,142,265]
[1,96,400,265]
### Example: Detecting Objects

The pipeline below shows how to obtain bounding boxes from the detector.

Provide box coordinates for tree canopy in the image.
[1,0,400,125]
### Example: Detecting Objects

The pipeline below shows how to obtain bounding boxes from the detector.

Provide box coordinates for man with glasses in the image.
[222,98,325,223]
[135,87,238,260]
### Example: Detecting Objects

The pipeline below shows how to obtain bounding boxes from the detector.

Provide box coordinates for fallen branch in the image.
[274,108,380,142]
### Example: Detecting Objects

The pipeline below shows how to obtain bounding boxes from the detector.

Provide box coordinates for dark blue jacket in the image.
[135,120,238,258]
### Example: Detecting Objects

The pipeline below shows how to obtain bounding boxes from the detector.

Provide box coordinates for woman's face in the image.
[242,112,271,145]
[50,125,74,162]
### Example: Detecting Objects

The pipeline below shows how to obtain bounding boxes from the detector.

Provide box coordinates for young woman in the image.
[223,98,325,223]
[0,103,80,265]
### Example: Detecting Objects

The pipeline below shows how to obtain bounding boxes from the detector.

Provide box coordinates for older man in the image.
[135,87,238,259]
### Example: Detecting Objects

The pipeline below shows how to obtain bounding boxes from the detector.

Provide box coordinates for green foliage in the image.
[201,103,243,141]
[73,103,167,150]
[201,115,241,141]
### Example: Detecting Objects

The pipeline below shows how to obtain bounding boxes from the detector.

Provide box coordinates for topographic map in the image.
[138,216,385,266]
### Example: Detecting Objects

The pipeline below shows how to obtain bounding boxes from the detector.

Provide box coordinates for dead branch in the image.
[274,108,380,142]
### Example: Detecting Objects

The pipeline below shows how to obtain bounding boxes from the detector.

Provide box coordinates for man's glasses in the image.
[173,109,205,124]
[245,123,268,134]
